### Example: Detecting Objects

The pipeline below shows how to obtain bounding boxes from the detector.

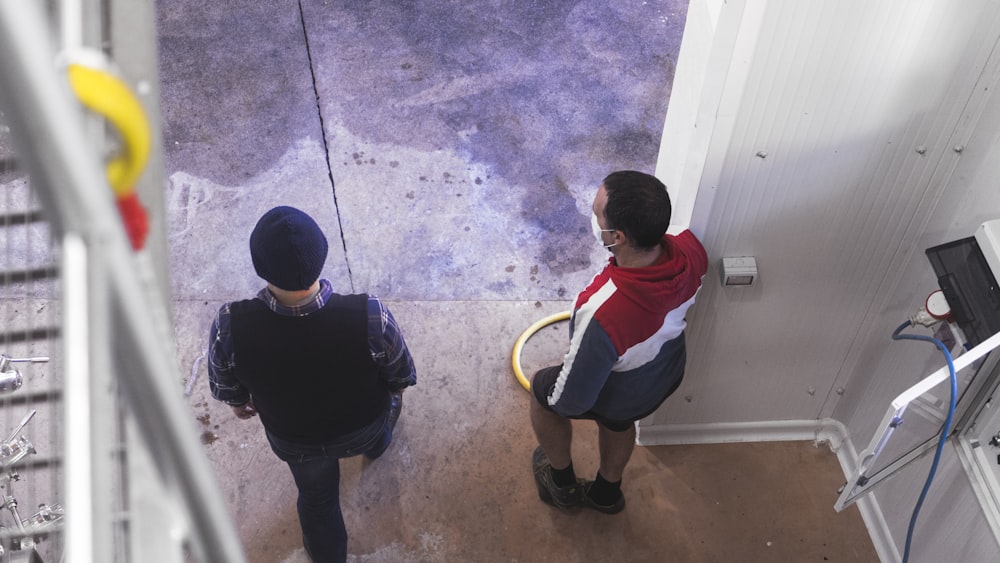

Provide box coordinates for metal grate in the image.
[0,173,67,561]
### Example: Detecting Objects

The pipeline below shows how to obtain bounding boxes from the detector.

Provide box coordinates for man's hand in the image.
[231,400,257,420]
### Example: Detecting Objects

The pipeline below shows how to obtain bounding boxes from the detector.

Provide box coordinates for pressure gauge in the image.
[926,289,952,321]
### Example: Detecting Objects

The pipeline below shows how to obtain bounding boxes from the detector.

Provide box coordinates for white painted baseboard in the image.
[637,419,900,562]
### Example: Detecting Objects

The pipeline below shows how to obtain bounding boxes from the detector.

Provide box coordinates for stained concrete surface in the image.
[156,1,879,561]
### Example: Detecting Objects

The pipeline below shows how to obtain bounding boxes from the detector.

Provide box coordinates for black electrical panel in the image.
[926,236,1000,347]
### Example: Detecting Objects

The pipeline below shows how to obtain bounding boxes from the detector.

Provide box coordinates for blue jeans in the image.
[266,409,392,563]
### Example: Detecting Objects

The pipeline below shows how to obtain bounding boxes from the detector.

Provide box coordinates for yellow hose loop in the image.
[67,63,151,198]
[511,310,571,392]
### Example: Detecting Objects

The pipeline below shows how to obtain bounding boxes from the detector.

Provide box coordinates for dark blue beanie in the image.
[249,206,328,291]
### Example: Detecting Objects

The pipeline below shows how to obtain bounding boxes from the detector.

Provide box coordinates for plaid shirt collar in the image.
[256,279,333,316]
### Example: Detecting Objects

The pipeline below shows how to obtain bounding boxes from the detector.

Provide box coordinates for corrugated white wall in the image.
[646,0,1000,560]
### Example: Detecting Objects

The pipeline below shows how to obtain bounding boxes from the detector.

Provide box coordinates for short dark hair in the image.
[602,170,672,249]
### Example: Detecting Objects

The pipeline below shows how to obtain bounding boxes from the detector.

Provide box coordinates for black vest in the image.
[229,294,389,442]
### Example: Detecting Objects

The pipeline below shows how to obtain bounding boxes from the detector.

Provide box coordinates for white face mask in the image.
[591,213,617,249]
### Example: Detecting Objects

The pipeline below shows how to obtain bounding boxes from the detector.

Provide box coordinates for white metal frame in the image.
[834,330,1000,512]
[955,436,1000,545]
[0,1,246,561]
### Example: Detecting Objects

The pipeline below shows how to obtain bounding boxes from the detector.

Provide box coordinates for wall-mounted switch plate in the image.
[720,256,757,287]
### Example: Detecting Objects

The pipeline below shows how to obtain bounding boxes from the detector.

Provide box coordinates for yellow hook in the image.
[66,58,151,249]
[67,62,151,198]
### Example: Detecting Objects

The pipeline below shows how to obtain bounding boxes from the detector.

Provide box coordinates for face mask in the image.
[591,213,617,249]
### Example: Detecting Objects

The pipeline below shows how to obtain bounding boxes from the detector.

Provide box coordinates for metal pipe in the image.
[63,233,96,563]
[4,410,37,443]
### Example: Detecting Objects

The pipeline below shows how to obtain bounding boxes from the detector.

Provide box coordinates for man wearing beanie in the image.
[207,205,416,563]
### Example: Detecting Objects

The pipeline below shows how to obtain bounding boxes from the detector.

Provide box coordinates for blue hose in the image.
[891,320,957,563]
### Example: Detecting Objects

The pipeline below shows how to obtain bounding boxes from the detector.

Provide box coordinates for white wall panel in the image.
[648,0,1000,427]
[835,24,1000,560]
[647,0,1000,560]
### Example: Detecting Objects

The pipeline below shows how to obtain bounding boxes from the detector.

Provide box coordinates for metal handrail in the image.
[0,1,246,561]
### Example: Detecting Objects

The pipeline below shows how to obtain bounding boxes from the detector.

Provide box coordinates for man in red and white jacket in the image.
[530,170,708,514]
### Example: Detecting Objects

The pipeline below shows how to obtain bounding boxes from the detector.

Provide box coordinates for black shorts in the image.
[531,365,683,432]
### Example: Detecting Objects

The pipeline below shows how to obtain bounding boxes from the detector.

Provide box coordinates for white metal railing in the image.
[0,1,246,561]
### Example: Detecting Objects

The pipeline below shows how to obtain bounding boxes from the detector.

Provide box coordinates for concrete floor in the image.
[156,1,879,561]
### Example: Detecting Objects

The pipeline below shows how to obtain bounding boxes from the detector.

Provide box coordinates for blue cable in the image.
[891,320,957,563]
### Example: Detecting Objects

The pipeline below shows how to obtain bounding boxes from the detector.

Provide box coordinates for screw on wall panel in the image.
[836,387,845,395]
[807,386,816,396]
[915,146,927,155]
[755,151,768,159]
[684,395,693,403]
[954,145,965,154]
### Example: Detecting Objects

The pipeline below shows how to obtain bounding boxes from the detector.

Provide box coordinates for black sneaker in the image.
[531,447,583,509]
[582,481,626,514]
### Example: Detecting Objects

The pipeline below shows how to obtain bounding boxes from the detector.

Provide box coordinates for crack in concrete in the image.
[297,0,355,292]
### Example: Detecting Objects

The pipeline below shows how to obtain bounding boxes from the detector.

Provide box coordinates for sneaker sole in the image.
[583,495,626,514]
[582,483,626,514]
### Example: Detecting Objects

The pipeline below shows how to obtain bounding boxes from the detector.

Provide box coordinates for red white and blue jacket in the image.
[546,230,708,420]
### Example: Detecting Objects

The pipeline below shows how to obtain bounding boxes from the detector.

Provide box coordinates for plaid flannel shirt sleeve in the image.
[207,303,252,406]
[368,296,417,391]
